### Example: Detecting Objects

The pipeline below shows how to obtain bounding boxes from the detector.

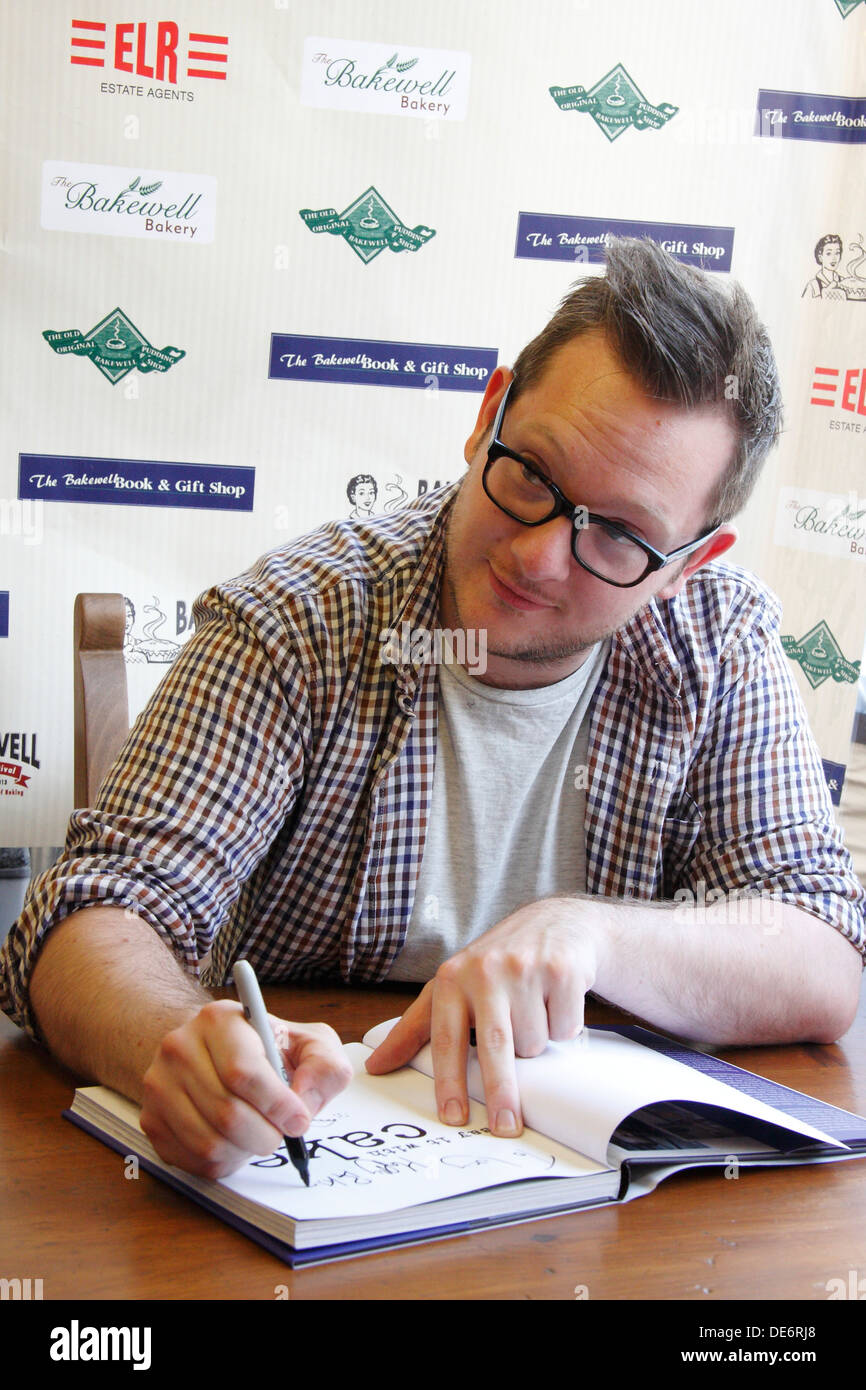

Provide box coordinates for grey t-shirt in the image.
[386,640,609,981]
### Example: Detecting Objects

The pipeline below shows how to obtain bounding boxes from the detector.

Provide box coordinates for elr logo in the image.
[809,366,866,415]
[69,19,228,83]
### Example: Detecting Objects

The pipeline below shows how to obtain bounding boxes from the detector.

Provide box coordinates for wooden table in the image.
[2,980,865,1325]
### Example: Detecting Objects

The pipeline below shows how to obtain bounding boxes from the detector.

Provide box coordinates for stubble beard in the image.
[443,567,610,670]
[442,478,616,672]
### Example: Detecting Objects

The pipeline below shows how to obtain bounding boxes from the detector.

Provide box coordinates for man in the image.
[2,239,863,1180]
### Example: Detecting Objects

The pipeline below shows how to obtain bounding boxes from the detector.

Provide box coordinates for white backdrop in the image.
[1,0,864,843]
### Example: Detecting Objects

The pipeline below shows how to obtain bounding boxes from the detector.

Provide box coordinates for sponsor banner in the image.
[122,593,194,722]
[299,185,435,264]
[332,471,458,527]
[269,334,496,391]
[123,593,196,669]
[0,764,31,796]
[42,307,184,386]
[301,36,469,120]
[0,734,40,798]
[0,593,8,639]
[515,213,733,270]
[822,759,846,806]
[70,18,228,98]
[549,63,678,142]
[756,88,866,144]
[809,364,866,420]
[41,162,215,243]
[782,619,860,689]
[775,487,866,561]
[801,230,866,301]
[42,307,185,385]
[18,455,254,511]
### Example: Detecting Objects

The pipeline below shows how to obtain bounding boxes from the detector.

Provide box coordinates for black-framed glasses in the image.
[482,381,720,589]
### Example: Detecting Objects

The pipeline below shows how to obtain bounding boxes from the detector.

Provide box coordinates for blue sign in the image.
[18,455,254,512]
[269,334,497,391]
[756,89,866,144]
[0,593,8,639]
[822,759,846,806]
[515,214,734,271]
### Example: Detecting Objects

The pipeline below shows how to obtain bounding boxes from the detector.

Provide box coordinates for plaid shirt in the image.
[3,485,864,1039]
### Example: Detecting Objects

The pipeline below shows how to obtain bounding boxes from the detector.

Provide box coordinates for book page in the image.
[78,1045,610,1222]
[221,1050,608,1219]
[361,1022,843,1165]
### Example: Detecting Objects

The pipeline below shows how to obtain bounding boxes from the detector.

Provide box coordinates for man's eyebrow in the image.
[521,422,671,536]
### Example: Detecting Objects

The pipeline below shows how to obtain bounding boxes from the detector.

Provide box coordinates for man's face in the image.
[440,332,737,689]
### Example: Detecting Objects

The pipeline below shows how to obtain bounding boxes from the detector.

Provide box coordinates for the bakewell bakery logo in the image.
[69,18,228,99]
[775,487,866,562]
[300,37,470,120]
[42,162,215,244]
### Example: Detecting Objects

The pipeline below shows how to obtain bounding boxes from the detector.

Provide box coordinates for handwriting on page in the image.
[249,1119,555,1187]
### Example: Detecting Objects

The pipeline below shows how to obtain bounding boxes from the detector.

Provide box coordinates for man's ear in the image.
[463,366,514,465]
[655,526,738,600]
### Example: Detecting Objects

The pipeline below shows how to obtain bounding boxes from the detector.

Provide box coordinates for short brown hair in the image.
[511,238,782,523]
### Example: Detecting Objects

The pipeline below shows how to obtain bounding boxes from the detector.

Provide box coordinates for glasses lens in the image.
[575,520,649,585]
[485,453,557,522]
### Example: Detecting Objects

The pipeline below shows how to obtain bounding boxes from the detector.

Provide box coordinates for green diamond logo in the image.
[550,64,678,142]
[79,308,149,384]
[834,1,864,17]
[299,185,435,264]
[781,619,860,689]
[341,187,403,264]
[42,307,185,384]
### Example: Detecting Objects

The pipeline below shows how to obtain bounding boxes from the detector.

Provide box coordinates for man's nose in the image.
[508,514,575,582]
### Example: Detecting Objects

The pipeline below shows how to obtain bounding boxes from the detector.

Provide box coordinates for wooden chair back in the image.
[73,593,130,807]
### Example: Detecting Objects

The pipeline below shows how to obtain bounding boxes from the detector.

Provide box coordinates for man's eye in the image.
[519,463,550,490]
[597,517,652,546]
[603,525,638,547]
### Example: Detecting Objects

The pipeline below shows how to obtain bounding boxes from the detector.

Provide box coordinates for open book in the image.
[65,1020,866,1266]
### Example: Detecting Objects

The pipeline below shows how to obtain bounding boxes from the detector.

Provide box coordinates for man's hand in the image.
[29,908,355,1180]
[366,890,862,1134]
[366,898,604,1135]
[140,999,353,1178]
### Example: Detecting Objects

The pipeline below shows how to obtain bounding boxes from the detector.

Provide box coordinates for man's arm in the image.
[29,905,352,1178]
[4,592,353,1179]
[366,894,863,1136]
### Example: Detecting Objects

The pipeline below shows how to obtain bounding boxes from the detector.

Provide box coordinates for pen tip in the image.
[302,1170,310,1187]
